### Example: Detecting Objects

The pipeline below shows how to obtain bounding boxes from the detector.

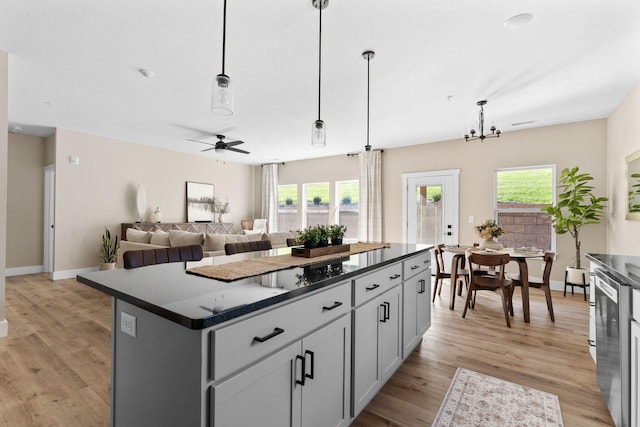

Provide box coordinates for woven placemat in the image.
[186,242,390,282]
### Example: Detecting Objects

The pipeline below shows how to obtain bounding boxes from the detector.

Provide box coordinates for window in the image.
[414,184,442,245]
[303,182,330,227]
[277,184,298,232]
[336,180,359,241]
[495,166,554,250]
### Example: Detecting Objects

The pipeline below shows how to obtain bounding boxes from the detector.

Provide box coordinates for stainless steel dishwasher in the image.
[594,268,631,427]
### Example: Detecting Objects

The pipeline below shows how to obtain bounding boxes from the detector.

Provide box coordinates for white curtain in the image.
[359,150,382,243]
[261,163,278,232]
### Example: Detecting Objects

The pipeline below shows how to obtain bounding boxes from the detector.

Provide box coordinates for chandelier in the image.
[464,100,501,142]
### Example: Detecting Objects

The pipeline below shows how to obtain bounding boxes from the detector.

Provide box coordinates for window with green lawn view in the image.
[277,184,298,233]
[303,182,330,227]
[336,180,359,241]
[495,166,554,250]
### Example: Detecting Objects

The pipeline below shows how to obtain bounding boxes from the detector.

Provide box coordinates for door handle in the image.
[418,279,426,294]
[295,354,306,386]
[379,303,387,323]
[322,301,343,311]
[366,284,380,291]
[383,301,390,321]
[304,350,314,381]
[389,273,401,280]
[252,327,284,343]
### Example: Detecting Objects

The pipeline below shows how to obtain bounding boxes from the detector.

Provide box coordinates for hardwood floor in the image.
[0,273,614,426]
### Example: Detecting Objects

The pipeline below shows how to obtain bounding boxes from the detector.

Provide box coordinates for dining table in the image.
[442,245,545,323]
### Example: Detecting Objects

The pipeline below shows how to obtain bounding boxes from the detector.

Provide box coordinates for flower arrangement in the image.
[214,197,230,215]
[475,219,504,240]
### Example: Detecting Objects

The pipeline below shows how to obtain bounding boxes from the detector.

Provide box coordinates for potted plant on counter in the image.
[99,227,119,271]
[214,197,230,223]
[297,226,321,249]
[329,224,347,245]
[542,166,608,285]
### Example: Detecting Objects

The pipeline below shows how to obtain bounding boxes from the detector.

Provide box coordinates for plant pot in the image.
[566,267,588,285]
[331,238,343,245]
[304,241,318,249]
[99,262,116,271]
[478,238,503,250]
[319,239,329,247]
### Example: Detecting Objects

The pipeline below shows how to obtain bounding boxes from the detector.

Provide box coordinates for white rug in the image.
[432,368,563,427]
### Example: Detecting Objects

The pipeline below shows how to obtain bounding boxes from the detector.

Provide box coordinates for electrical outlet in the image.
[121,312,136,338]
[469,216,474,223]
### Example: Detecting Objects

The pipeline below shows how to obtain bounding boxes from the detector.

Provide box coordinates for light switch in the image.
[469,216,474,223]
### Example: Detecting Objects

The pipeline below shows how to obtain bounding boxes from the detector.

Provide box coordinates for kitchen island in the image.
[77,243,432,427]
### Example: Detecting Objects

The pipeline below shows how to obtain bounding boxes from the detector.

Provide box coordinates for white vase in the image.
[479,238,503,250]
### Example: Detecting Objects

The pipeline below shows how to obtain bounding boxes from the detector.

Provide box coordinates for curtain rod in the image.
[347,149,384,157]
[260,162,285,166]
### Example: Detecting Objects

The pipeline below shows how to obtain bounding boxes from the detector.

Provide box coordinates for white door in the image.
[403,169,460,246]
[43,165,55,273]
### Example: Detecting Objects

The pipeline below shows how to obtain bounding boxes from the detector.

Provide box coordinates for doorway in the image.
[402,169,460,246]
[43,165,54,273]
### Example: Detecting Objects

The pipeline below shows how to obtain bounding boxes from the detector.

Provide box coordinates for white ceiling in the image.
[2,0,640,166]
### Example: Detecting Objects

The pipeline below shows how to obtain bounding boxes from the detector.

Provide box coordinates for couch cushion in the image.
[168,230,204,247]
[204,233,263,252]
[126,228,152,243]
[150,230,170,246]
[263,231,296,248]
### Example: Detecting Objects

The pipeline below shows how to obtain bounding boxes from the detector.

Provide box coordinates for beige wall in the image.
[1,51,8,336]
[7,134,46,268]
[606,80,640,256]
[52,128,255,273]
[276,120,608,282]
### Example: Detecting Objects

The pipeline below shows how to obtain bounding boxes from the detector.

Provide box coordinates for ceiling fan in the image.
[186,134,250,154]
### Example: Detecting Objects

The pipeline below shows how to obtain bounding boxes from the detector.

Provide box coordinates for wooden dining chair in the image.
[463,251,513,327]
[432,244,468,306]
[508,251,555,321]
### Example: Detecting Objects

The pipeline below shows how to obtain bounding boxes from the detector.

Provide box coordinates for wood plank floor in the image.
[0,273,614,426]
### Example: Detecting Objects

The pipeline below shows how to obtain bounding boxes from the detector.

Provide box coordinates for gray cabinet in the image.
[213,315,350,427]
[402,252,431,357]
[631,289,640,427]
[352,285,402,417]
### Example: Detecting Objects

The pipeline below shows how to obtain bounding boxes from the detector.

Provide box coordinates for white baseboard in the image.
[5,265,44,277]
[52,266,98,281]
[0,319,7,338]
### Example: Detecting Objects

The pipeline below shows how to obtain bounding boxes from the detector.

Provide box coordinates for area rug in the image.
[186,242,390,282]
[432,368,563,427]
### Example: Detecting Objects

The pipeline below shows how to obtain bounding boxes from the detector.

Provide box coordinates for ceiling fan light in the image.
[311,119,326,147]
[211,74,233,115]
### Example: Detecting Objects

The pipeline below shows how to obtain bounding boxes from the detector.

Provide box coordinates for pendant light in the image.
[311,0,328,147]
[362,50,375,151]
[211,0,233,115]
[464,100,501,142]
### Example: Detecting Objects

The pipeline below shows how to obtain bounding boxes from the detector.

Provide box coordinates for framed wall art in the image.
[186,182,215,222]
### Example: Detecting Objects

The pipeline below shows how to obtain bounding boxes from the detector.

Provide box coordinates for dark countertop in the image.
[587,253,640,289]
[77,243,431,330]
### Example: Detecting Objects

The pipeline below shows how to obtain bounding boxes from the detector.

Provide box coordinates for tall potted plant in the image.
[99,227,119,271]
[541,166,607,282]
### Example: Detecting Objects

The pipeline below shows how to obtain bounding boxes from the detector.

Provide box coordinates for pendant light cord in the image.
[221,0,227,74]
[317,4,322,121]
[366,54,370,149]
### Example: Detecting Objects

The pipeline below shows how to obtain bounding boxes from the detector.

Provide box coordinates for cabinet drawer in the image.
[353,263,403,307]
[403,252,431,280]
[211,281,350,381]
[633,289,640,321]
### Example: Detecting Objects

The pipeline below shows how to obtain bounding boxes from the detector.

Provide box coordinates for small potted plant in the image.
[317,225,330,247]
[99,227,119,271]
[541,166,607,284]
[214,197,230,223]
[297,226,321,249]
[329,224,347,245]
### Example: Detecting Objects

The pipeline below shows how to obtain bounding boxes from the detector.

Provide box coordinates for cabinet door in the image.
[212,341,300,427]
[298,315,351,427]
[632,320,640,427]
[352,296,382,416]
[380,285,402,382]
[416,274,431,337]
[402,278,419,357]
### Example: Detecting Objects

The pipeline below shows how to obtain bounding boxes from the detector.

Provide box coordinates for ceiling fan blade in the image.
[225,140,244,147]
[201,147,216,152]
[185,138,215,146]
[226,146,250,154]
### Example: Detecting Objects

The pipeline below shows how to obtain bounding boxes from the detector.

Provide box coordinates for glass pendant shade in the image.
[211,74,233,115]
[311,119,326,147]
